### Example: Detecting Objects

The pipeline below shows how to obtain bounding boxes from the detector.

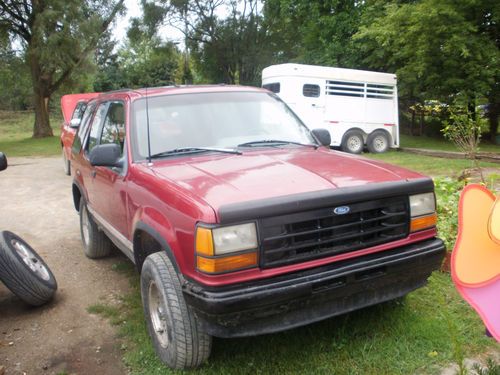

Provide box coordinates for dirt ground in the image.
[0,157,131,375]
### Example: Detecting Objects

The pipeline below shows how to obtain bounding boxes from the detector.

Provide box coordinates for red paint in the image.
[69,86,437,288]
[60,93,100,162]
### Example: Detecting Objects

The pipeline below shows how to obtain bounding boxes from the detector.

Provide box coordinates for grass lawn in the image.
[0,111,61,156]
[365,150,499,177]
[90,263,498,375]
[399,134,499,153]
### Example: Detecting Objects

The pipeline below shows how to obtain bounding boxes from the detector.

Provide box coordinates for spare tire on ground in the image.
[0,231,57,306]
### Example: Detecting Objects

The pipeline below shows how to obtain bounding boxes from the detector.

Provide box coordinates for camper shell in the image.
[262,63,399,153]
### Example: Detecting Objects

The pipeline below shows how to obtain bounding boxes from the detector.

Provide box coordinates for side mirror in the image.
[0,152,7,171]
[311,128,331,147]
[70,118,81,129]
[89,144,123,168]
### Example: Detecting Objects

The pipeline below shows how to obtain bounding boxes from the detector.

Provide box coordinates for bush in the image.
[434,178,465,251]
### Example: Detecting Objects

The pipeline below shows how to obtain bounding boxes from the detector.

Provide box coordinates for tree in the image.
[0,0,125,137]
[137,0,272,86]
[355,0,500,141]
[263,0,366,68]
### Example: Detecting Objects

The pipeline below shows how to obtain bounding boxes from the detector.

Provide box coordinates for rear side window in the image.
[71,102,87,120]
[303,84,320,97]
[263,82,280,94]
[72,101,96,153]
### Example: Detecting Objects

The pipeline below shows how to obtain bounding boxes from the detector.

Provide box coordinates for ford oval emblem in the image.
[334,206,350,215]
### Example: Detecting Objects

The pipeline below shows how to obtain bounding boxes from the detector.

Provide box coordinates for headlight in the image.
[410,193,436,217]
[212,223,258,254]
[409,192,437,232]
[195,223,258,274]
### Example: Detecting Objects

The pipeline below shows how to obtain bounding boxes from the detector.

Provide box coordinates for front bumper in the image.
[183,238,445,338]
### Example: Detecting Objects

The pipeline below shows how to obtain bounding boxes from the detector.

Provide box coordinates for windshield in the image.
[131,91,315,160]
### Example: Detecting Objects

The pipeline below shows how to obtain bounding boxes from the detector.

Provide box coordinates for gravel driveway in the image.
[0,157,130,375]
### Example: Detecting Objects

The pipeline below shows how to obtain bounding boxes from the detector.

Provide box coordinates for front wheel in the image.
[141,252,212,369]
[341,130,364,154]
[0,231,57,306]
[367,130,390,153]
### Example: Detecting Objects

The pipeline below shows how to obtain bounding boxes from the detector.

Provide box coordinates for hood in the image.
[60,93,100,123]
[151,147,424,213]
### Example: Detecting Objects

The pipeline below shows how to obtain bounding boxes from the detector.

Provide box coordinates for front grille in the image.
[259,196,409,268]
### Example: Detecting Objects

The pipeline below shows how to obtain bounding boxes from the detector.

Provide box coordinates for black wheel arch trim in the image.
[133,221,180,273]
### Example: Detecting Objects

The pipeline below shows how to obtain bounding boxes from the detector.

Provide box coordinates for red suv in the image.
[69,86,445,369]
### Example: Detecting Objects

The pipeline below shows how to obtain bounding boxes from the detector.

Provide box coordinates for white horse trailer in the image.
[262,63,399,153]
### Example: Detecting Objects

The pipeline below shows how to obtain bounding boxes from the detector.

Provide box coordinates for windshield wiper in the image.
[150,147,241,159]
[237,140,318,149]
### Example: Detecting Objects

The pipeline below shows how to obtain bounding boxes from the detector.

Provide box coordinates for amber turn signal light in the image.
[196,227,214,256]
[197,252,258,274]
[410,213,437,232]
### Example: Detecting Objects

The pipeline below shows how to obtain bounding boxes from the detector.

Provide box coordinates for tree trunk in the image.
[487,97,499,143]
[32,89,53,138]
[28,48,53,138]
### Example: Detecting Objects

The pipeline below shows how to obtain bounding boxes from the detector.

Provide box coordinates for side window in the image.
[303,84,320,98]
[263,82,280,93]
[100,102,125,157]
[87,103,108,153]
[72,101,96,153]
[71,102,87,120]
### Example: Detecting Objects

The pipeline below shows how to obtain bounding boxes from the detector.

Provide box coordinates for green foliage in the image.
[434,178,464,251]
[263,0,365,68]
[356,0,499,102]
[0,0,125,136]
[442,106,485,159]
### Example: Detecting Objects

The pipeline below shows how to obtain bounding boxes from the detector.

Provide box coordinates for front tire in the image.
[141,252,212,369]
[0,231,57,306]
[79,200,112,259]
[367,130,390,153]
[341,130,365,154]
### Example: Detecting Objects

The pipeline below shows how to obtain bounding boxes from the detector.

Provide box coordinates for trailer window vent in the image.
[263,82,281,94]
[366,84,394,100]
[303,84,320,97]
[326,81,364,98]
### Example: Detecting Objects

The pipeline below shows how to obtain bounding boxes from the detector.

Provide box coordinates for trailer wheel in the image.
[0,231,57,306]
[341,130,364,154]
[367,130,390,153]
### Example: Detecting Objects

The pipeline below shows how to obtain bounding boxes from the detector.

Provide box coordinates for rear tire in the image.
[341,130,364,154]
[141,252,212,369]
[367,130,390,153]
[0,231,57,306]
[79,200,112,259]
[62,148,71,176]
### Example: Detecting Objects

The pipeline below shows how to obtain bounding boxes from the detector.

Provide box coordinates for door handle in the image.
[91,170,96,178]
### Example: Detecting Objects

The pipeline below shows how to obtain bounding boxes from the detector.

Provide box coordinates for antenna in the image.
[145,87,152,164]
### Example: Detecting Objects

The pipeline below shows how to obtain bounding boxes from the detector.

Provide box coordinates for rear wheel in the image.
[367,130,390,153]
[79,200,112,259]
[62,148,70,176]
[141,252,212,369]
[0,231,57,306]
[341,130,364,154]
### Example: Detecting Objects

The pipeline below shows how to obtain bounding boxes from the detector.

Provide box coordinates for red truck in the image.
[60,93,100,175]
[68,85,445,369]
